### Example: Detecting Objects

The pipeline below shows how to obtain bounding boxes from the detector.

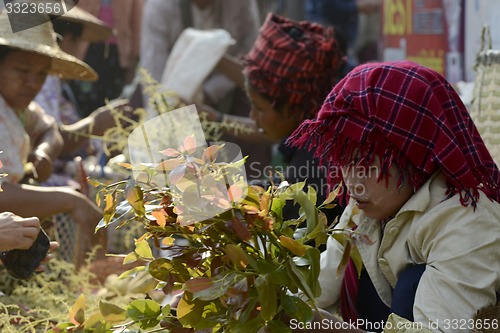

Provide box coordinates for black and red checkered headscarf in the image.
[288,61,500,207]
[243,13,344,120]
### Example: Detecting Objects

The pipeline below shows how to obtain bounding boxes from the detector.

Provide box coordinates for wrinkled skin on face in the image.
[341,157,414,220]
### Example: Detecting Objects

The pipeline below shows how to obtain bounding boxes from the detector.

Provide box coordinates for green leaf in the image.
[281,294,314,323]
[227,315,264,333]
[306,185,317,206]
[337,240,352,276]
[125,299,161,329]
[188,272,243,301]
[267,319,292,333]
[270,198,285,221]
[351,244,363,277]
[255,275,277,321]
[135,239,154,260]
[281,186,319,234]
[305,248,322,298]
[123,251,139,265]
[125,180,145,216]
[176,295,205,328]
[224,244,249,269]
[286,258,315,302]
[99,300,126,323]
[117,265,146,279]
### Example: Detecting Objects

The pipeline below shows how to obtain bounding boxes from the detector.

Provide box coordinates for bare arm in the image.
[198,103,273,144]
[0,182,104,267]
[59,99,132,156]
[214,54,245,90]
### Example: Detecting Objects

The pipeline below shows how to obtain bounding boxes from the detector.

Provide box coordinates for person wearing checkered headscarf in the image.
[244,13,344,123]
[240,13,346,223]
[288,61,500,332]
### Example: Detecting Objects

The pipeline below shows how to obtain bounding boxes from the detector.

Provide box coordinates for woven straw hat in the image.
[0,10,97,81]
[52,6,113,43]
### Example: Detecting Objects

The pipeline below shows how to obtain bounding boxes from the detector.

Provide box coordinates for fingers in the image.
[48,241,59,252]
[0,214,41,251]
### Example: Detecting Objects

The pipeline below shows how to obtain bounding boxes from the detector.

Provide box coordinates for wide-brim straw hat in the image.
[0,10,97,81]
[52,6,113,43]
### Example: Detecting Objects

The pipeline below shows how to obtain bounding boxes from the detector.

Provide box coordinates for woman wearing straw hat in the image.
[34,6,126,156]
[0,10,104,268]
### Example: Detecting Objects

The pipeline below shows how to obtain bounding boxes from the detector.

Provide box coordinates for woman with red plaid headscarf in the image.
[208,13,347,221]
[288,61,500,332]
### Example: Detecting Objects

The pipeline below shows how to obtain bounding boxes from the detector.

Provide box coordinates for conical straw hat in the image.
[0,10,97,81]
[52,6,113,43]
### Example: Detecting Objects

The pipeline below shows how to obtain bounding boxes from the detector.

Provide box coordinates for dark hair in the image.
[0,45,14,62]
[51,19,84,40]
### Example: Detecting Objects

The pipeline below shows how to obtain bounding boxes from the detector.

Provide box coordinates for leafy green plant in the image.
[48,133,348,333]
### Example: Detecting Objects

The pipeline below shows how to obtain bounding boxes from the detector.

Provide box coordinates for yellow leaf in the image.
[259,192,270,214]
[152,210,167,227]
[118,162,133,170]
[123,252,139,265]
[322,182,343,205]
[99,300,127,323]
[69,294,86,326]
[279,236,307,257]
[83,312,104,328]
[104,193,114,213]
[135,239,154,260]
[162,236,175,246]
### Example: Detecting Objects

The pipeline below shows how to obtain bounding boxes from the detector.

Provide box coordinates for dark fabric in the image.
[243,13,343,120]
[289,61,500,208]
[179,0,193,29]
[356,269,390,332]
[351,264,426,332]
[391,264,426,321]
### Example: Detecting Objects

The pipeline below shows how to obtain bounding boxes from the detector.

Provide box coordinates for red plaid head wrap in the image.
[288,61,500,207]
[243,13,344,120]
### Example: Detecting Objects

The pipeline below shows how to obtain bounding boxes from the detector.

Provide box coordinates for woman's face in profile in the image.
[0,50,50,109]
[341,156,414,220]
[246,84,301,142]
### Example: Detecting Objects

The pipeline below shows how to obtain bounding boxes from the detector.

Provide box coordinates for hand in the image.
[63,189,107,268]
[34,241,59,272]
[0,212,40,251]
[27,150,53,183]
[197,104,223,122]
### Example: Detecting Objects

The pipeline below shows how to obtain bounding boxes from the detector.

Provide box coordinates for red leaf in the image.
[184,277,214,293]
[181,135,197,154]
[231,216,251,242]
[202,144,223,162]
[227,183,245,203]
[159,148,181,158]
[169,164,187,185]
